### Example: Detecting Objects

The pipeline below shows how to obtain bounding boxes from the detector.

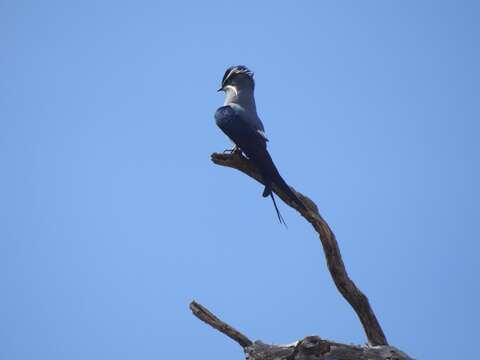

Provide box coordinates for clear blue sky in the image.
[1,1,478,359]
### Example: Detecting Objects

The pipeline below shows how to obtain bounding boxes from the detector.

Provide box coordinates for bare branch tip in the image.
[189,300,253,348]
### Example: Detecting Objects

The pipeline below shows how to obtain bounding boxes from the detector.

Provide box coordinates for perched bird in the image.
[215,65,306,225]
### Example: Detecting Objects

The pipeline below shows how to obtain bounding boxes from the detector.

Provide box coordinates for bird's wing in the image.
[247,115,268,141]
[215,105,267,156]
[215,105,306,220]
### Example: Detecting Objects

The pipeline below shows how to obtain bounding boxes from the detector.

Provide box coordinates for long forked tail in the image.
[248,147,306,224]
[270,193,287,227]
[272,176,307,211]
[262,175,306,212]
[256,155,306,212]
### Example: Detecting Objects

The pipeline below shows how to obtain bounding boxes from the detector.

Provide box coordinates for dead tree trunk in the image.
[190,151,413,360]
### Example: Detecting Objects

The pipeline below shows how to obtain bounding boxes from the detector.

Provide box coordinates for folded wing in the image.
[215,106,306,224]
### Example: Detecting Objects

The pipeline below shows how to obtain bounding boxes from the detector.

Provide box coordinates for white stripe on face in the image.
[224,85,238,96]
[223,68,237,86]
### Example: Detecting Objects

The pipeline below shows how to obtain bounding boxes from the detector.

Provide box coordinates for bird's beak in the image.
[217,86,224,92]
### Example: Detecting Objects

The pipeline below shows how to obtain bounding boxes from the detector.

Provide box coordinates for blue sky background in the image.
[1,1,479,359]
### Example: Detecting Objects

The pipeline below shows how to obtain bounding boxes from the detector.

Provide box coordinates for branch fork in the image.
[189,151,413,360]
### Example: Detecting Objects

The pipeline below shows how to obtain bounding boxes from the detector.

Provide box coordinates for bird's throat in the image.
[224,86,257,112]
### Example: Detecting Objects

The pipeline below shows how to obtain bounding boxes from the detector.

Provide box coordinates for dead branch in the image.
[190,300,413,360]
[190,300,252,348]
[210,151,387,346]
[188,151,414,360]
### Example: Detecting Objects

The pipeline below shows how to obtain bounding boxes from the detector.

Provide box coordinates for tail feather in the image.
[250,151,306,212]
[270,193,287,227]
[273,174,307,211]
[243,144,306,224]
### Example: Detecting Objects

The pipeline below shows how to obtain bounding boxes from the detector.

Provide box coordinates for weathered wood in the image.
[190,301,413,360]
[189,151,414,360]
[245,337,413,360]
[210,151,387,346]
[190,301,252,348]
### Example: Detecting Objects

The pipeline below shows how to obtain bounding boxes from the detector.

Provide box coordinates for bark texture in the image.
[190,300,413,360]
[210,151,386,346]
[245,338,412,360]
[190,151,413,360]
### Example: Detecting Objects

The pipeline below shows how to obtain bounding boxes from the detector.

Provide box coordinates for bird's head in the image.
[217,65,255,94]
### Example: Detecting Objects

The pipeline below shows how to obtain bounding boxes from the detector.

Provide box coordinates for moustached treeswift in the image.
[215,65,306,225]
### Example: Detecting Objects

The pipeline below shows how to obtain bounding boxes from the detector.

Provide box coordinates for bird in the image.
[214,65,306,225]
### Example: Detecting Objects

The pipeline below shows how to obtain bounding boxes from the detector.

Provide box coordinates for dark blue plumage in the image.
[215,104,306,224]
[215,65,306,224]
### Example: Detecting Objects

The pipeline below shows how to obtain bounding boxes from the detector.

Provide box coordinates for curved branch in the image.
[190,301,412,360]
[211,151,388,346]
